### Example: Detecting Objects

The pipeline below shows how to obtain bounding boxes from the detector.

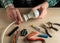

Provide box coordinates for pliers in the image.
[24,31,46,43]
[47,22,60,26]
[41,24,52,38]
[31,25,49,38]
[47,22,58,31]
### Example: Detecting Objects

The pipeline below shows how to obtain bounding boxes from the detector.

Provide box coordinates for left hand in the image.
[32,2,48,19]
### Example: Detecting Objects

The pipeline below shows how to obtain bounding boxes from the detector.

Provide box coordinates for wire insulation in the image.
[1,21,16,43]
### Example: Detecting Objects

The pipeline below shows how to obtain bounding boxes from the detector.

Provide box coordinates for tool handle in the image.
[8,26,19,36]
[27,38,46,43]
[27,38,44,41]
[45,29,52,38]
[54,23,60,26]
[51,27,58,31]
[13,35,16,43]
[38,34,48,38]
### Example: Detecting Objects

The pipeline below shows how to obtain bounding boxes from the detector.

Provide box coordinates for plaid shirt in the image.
[47,0,60,7]
[0,0,13,8]
[0,0,60,8]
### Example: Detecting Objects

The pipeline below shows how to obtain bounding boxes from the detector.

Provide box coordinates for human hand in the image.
[32,2,48,19]
[6,6,23,24]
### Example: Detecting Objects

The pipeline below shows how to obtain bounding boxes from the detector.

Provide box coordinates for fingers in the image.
[6,8,23,24]
[33,6,47,19]
[6,11,14,21]
[38,9,47,19]
[16,8,23,24]
[16,9,23,22]
[32,4,47,19]
[12,9,17,20]
[6,8,17,21]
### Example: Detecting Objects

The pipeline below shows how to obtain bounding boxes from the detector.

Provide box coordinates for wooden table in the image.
[0,8,60,43]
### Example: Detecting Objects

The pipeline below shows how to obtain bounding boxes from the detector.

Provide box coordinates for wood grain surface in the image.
[0,8,60,43]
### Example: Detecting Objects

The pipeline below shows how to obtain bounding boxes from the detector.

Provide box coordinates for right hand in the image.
[6,6,23,24]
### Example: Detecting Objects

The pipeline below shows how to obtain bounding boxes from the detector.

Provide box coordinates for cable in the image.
[1,21,16,43]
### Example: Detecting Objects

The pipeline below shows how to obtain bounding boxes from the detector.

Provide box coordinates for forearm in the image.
[0,0,14,8]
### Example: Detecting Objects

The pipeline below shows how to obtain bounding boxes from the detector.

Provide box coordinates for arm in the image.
[0,0,23,24]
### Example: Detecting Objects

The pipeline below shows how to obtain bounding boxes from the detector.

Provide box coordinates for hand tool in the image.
[47,22,58,31]
[31,25,49,38]
[31,25,45,34]
[13,30,20,43]
[53,23,60,26]
[47,22,60,26]
[8,26,19,36]
[13,34,16,43]
[16,30,20,43]
[25,31,46,43]
[41,24,52,38]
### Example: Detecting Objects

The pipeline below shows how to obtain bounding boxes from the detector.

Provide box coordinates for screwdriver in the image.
[31,25,45,34]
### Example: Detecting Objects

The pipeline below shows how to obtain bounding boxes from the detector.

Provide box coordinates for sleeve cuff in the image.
[5,4,14,8]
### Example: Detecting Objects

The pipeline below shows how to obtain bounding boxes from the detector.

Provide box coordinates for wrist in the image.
[5,4,14,9]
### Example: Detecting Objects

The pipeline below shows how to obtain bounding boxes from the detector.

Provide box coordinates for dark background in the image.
[0,1,60,8]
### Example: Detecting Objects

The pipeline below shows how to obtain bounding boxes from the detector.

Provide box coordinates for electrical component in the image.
[20,29,28,36]
[8,26,19,36]
[23,10,40,21]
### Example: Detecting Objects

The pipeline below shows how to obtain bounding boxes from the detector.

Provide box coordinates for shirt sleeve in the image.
[47,0,60,7]
[0,0,14,8]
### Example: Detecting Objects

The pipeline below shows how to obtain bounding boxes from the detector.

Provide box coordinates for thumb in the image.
[39,9,47,19]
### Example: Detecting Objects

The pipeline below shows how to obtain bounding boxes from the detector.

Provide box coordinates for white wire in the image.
[1,21,16,43]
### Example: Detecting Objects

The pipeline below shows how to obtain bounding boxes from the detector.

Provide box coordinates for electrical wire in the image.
[1,21,16,43]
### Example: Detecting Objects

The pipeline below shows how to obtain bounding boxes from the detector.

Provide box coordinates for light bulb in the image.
[23,10,40,21]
